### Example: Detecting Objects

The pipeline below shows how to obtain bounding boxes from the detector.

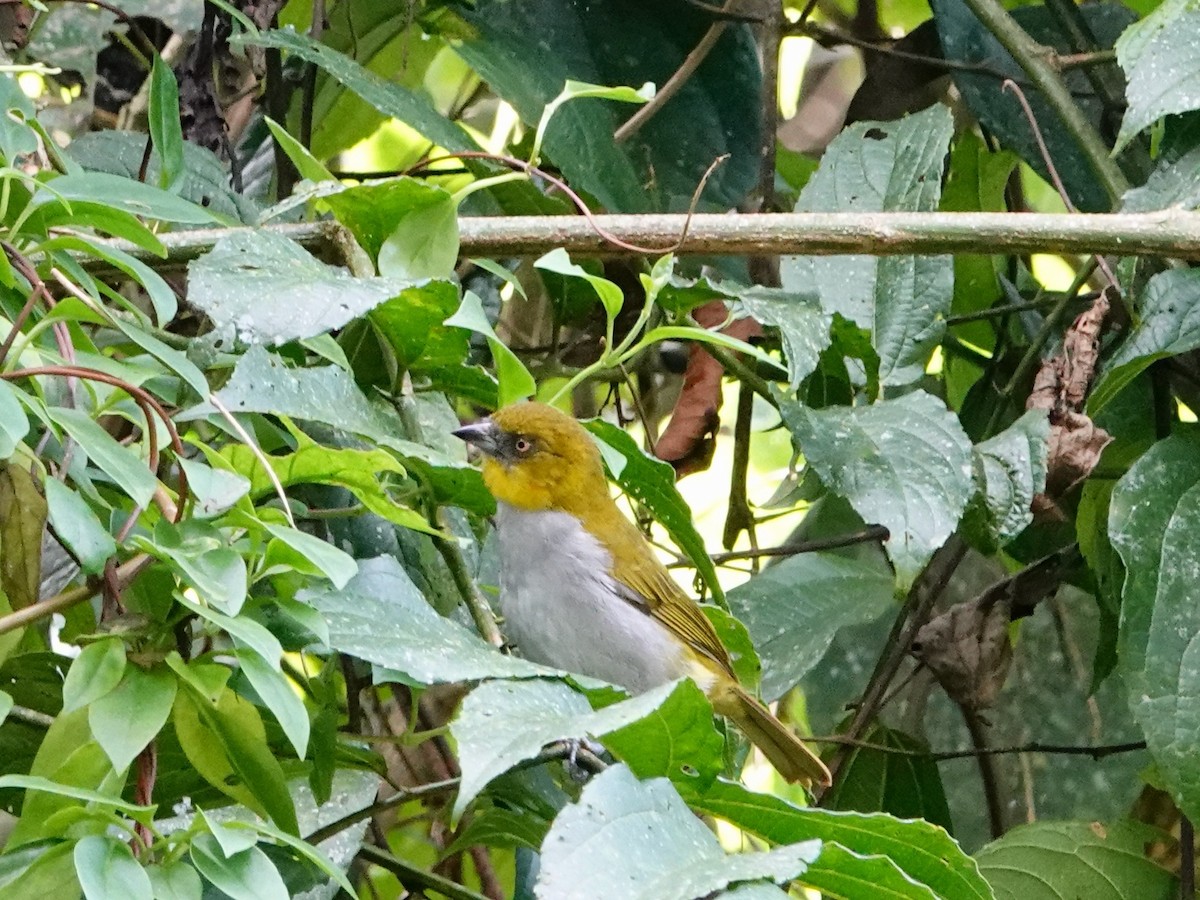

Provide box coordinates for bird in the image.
[453,401,831,788]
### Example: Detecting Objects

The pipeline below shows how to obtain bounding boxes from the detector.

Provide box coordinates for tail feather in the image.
[714,683,832,788]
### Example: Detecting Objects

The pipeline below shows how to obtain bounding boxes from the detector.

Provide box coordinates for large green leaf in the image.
[46,407,158,508]
[73,836,152,900]
[1109,429,1200,819]
[728,551,894,702]
[88,665,177,773]
[1115,1,1200,151]
[538,764,820,900]
[302,556,550,684]
[43,478,115,575]
[585,419,725,605]
[962,410,1050,553]
[235,649,310,760]
[61,639,125,714]
[782,106,953,385]
[932,0,1138,211]
[188,230,420,346]
[1091,269,1200,414]
[450,678,723,820]
[731,286,831,390]
[182,348,490,512]
[975,820,1174,900]
[189,834,287,900]
[779,391,973,589]
[30,172,218,225]
[686,778,991,900]
[449,0,761,213]
[323,177,455,262]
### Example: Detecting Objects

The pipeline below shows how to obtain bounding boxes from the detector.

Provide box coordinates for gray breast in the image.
[494,503,688,693]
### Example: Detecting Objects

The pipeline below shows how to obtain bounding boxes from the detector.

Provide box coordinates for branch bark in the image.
[80,212,1200,275]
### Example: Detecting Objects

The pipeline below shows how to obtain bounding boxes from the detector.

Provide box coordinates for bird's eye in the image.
[515,437,532,454]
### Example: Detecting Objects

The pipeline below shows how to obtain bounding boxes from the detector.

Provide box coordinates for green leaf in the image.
[535,249,624,323]
[782,105,953,385]
[148,55,184,190]
[181,347,490,514]
[730,285,831,390]
[236,648,310,759]
[1115,1,1200,151]
[172,687,299,834]
[446,291,536,407]
[451,678,723,820]
[262,523,357,589]
[325,177,455,261]
[234,29,473,153]
[188,230,417,346]
[0,379,28,458]
[302,556,550,684]
[728,551,895,701]
[224,817,358,898]
[43,234,179,325]
[145,861,202,900]
[174,593,282,669]
[1123,117,1200,213]
[0,688,11,725]
[88,665,177,772]
[975,820,1174,900]
[933,0,1135,212]
[74,835,152,900]
[532,79,654,163]
[0,774,155,821]
[138,520,247,615]
[779,391,973,589]
[1091,269,1200,414]
[686,777,990,900]
[44,478,116,574]
[0,463,45,622]
[962,410,1050,553]
[46,407,158,508]
[377,188,460,281]
[452,1,761,212]
[32,171,217,224]
[177,457,250,519]
[538,764,820,899]
[821,725,953,834]
[584,419,724,605]
[1109,429,1200,820]
[263,117,333,183]
[62,638,126,713]
[189,834,288,900]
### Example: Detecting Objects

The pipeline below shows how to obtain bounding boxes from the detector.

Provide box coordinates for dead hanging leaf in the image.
[1027,289,1114,519]
[912,548,1077,709]
[654,300,761,478]
[913,592,1013,712]
[0,462,47,611]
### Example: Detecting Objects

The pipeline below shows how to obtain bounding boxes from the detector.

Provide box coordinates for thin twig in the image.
[696,525,890,565]
[614,0,734,143]
[807,733,1146,761]
[303,778,460,845]
[357,845,491,900]
[0,554,149,637]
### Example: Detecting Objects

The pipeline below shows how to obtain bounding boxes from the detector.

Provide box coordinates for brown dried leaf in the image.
[912,594,1013,711]
[654,301,761,477]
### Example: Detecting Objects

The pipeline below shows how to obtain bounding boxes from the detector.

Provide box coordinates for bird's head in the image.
[453,402,609,512]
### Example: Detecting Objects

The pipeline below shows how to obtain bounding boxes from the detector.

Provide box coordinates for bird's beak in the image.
[452,419,500,457]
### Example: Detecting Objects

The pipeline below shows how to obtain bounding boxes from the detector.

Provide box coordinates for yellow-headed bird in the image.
[454,401,831,788]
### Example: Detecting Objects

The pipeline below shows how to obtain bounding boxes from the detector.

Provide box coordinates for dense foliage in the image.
[0,0,1197,897]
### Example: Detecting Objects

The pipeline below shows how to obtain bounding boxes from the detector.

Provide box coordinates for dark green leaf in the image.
[1091,269,1200,414]
[1109,429,1200,820]
[686,777,990,900]
[303,556,550,684]
[728,551,894,701]
[537,764,820,900]
[452,0,761,212]
[188,230,418,346]
[74,835,152,900]
[731,286,831,390]
[44,478,115,574]
[962,410,1050,553]
[782,106,954,385]
[779,390,973,589]
[975,820,1174,900]
[1115,3,1200,150]
[451,678,723,820]
[324,177,450,261]
[585,419,724,605]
